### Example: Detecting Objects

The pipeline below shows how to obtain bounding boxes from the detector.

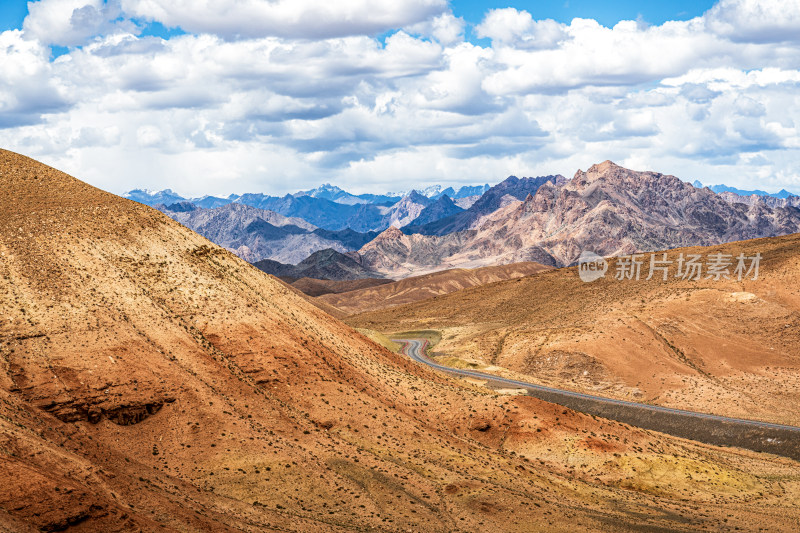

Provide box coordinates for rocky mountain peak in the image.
[574,160,623,182]
[587,160,619,173]
[403,189,431,204]
[375,225,405,240]
[427,194,456,209]
[299,247,340,264]
[574,161,688,193]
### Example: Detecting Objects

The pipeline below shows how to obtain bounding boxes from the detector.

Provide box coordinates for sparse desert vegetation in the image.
[349,233,800,429]
[2,151,800,532]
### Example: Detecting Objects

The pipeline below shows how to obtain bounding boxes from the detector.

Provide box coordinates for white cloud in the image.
[480,17,737,95]
[0,30,68,126]
[663,67,800,90]
[2,1,800,196]
[476,8,568,49]
[136,124,163,147]
[411,43,499,115]
[120,0,447,39]
[704,0,800,43]
[406,12,465,46]
[73,125,120,147]
[23,0,134,46]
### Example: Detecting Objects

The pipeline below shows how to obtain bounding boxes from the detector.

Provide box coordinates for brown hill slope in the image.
[290,276,393,297]
[349,232,800,427]
[319,261,551,315]
[3,150,800,531]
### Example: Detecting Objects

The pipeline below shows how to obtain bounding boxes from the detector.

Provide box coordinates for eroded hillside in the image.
[349,233,800,428]
[1,149,799,532]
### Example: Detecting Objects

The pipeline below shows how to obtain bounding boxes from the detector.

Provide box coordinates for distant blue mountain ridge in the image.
[124,182,491,209]
[692,180,797,198]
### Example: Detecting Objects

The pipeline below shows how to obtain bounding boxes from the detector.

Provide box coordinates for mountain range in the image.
[125,182,490,208]
[351,161,800,276]
[129,179,796,212]
[158,202,378,263]
[694,180,797,198]
[403,174,566,235]
[152,177,553,265]
[146,164,800,279]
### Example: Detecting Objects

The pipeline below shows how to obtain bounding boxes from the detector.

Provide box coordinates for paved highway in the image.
[395,338,800,434]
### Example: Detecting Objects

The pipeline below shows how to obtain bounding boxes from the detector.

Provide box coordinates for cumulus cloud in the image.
[2,0,800,195]
[704,0,800,43]
[406,12,465,46]
[476,8,568,49]
[23,0,135,46]
[480,17,742,96]
[0,30,69,127]
[119,0,448,39]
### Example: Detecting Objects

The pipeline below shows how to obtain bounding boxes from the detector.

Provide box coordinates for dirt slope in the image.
[291,276,393,297]
[319,262,551,315]
[2,149,799,532]
[349,233,800,428]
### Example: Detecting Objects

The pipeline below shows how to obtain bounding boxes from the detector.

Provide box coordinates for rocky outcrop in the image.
[357,227,478,276]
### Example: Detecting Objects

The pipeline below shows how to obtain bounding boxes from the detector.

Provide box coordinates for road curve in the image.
[394,338,800,460]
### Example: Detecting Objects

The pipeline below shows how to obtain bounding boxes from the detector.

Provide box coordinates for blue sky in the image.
[452,0,717,27]
[0,1,28,31]
[1,0,799,196]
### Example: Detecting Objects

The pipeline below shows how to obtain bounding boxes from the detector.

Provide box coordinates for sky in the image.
[1,0,799,197]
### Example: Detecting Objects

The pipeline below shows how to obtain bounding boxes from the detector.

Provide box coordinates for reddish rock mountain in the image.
[356,161,800,276]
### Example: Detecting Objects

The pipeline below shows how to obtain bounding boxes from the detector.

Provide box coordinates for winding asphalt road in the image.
[394,338,800,435]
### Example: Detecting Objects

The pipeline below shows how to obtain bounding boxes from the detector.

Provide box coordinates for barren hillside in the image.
[291,276,393,297]
[349,233,800,428]
[319,261,551,315]
[2,149,799,532]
